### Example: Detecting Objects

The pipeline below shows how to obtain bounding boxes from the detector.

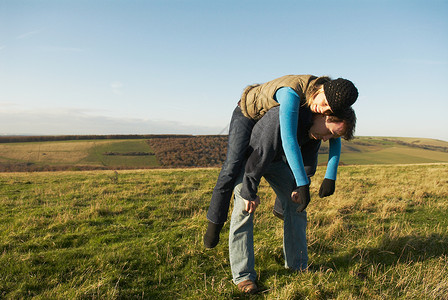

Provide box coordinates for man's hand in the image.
[319,178,335,198]
[243,196,260,214]
[291,184,310,212]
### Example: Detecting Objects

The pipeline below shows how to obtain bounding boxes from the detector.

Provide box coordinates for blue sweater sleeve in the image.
[275,87,309,187]
[325,137,341,180]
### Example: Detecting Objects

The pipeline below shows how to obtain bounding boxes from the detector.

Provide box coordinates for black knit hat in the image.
[323,78,358,114]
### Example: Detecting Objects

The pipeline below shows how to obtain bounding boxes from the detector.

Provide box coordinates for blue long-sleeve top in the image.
[275,87,341,186]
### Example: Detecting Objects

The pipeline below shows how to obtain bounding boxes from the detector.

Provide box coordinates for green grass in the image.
[1,164,448,299]
[0,139,160,169]
[322,136,448,165]
[81,140,159,167]
[335,149,448,165]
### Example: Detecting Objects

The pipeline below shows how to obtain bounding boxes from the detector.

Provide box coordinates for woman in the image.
[204,74,358,248]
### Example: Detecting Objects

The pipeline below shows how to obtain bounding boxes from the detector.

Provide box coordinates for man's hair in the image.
[327,107,356,140]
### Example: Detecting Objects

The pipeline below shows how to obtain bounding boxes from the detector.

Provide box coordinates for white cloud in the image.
[39,46,85,52]
[0,101,18,107]
[110,81,124,95]
[0,108,223,136]
[16,30,42,40]
[110,81,123,89]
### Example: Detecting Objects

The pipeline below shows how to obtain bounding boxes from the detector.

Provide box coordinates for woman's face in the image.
[310,91,332,115]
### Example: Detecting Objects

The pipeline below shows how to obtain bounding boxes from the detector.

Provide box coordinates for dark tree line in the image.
[147,136,228,167]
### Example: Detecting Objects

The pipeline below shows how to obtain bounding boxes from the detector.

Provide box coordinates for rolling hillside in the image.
[0,135,447,171]
[319,137,448,165]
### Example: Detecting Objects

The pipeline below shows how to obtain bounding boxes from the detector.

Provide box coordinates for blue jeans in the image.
[206,106,256,224]
[229,160,308,285]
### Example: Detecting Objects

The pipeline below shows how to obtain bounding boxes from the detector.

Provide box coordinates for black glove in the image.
[319,178,335,198]
[293,184,310,213]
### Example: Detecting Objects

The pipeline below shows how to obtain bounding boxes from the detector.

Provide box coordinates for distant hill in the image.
[0,135,447,172]
[319,136,448,165]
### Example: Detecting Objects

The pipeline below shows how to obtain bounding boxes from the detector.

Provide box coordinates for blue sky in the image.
[1,0,447,141]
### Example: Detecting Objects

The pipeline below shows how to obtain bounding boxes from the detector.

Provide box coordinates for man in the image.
[229,105,356,294]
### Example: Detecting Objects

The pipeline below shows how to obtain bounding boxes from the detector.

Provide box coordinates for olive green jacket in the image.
[239,74,320,120]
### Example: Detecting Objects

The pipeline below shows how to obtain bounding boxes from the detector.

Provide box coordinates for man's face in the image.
[309,114,346,141]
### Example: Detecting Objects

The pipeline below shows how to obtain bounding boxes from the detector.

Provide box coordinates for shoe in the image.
[203,221,224,249]
[237,280,258,294]
[273,209,284,220]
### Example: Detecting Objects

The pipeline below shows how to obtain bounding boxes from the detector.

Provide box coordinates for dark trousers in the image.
[206,106,256,224]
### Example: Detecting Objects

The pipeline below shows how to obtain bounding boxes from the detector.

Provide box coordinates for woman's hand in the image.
[291,184,310,212]
[319,178,335,198]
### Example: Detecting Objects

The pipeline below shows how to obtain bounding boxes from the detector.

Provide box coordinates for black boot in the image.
[203,221,224,249]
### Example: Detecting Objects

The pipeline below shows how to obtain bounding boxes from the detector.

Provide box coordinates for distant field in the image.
[0,136,447,171]
[319,145,448,165]
[80,140,159,167]
[0,140,103,164]
[0,139,160,171]
[320,136,448,165]
[388,137,448,147]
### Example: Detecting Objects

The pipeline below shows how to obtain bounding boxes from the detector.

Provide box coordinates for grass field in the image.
[81,140,159,167]
[321,146,448,165]
[0,139,160,169]
[319,137,448,165]
[386,137,448,147]
[1,164,447,299]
